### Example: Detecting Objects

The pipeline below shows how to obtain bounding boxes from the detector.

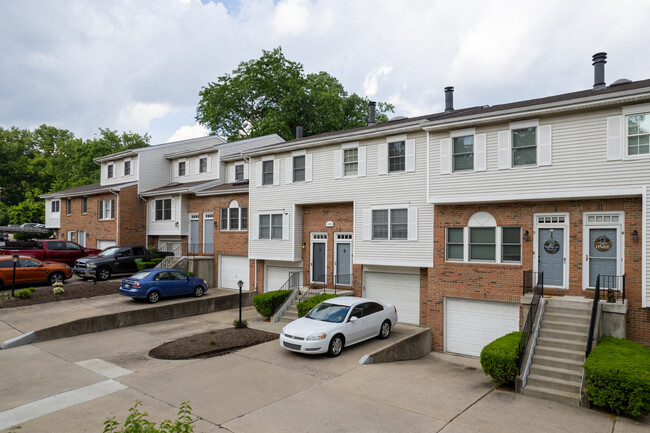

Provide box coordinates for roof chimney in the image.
[592,52,607,90]
[295,125,303,139]
[444,86,454,113]
[368,101,376,126]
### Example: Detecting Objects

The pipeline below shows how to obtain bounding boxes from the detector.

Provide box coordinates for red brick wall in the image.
[118,185,146,245]
[426,198,647,351]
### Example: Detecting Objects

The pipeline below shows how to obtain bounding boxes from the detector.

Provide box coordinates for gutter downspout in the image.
[140,195,149,249]
[110,190,119,245]
[242,152,257,291]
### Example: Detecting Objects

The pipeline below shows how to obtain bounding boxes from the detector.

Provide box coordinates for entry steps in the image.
[277,288,354,323]
[524,297,591,407]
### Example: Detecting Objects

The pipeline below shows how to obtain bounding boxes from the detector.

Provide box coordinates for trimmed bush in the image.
[15,289,32,299]
[480,331,521,385]
[584,336,650,417]
[253,290,291,318]
[297,294,338,317]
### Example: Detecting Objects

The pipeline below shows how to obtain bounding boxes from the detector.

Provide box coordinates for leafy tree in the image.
[196,47,393,141]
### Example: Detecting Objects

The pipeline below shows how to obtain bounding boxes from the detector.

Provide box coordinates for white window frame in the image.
[198,155,209,173]
[67,230,75,242]
[534,212,570,288]
[621,104,650,159]
[235,164,244,181]
[262,160,274,185]
[498,119,552,169]
[107,163,114,179]
[154,198,173,221]
[258,213,284,240]
[124,158,131,176]
[445,227,465,261]
[78,230,86,247]
[581,211,624,290]
[334,142,366,179]
[363,204,418,242]
[51,200,60,213]
[177,159,187,177]
[220,200,248,231]
[98,199,115,221]
[378,135,415,175]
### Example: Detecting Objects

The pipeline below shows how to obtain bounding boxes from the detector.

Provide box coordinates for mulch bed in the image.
[149,327,279,360]
[0,280,121,308]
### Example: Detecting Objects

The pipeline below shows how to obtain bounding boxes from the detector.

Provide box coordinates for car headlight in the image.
[87,263,96,268]
[203,280,207,286]
[306,333,327,341]
[65,265,70,269]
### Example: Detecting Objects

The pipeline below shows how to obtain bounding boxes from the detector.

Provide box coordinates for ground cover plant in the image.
[480,331,521,385]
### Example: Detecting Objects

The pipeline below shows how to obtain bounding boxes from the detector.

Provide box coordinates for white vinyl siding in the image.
[148,194,185,236]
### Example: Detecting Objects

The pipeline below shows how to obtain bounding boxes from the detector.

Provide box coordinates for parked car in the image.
[73,245,173,281]
[119,268,207,303]
[280,296,398,357]
[0,255,72,287]
[20,223,40,228]
[0,240,101,266]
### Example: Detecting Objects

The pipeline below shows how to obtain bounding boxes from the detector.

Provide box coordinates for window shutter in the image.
[282,213,290,240]
[334,149,343,178]
[150,202,156,221]
[207,156,212,173]
[305,154,313,182]
[252,214,259,239]
[405,139,416,172]
[498,130,511,169]
[408,207,418,241]
[378,142,388,175]
[358,147,367,177]
[607,115,624,161]
[243,163,249,180]
[362,209,372,240]
[537,125,552,166]
[273,159,280,185]
[110,199,115,219]
[98,201,103,220]
[440,138,452,174]
[474,133,487,172]
[170,198,175,220]
[256,162,262,186]
[285,156,293,184]
[229,166,235,183]
[194,158,199,174]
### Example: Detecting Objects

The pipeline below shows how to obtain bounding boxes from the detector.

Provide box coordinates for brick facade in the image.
[425,197,647,351]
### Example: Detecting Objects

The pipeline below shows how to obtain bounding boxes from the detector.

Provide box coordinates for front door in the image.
[311,234,326,283]
[335,242,351,285]
[538,228,564,287]
[588,228,618,288]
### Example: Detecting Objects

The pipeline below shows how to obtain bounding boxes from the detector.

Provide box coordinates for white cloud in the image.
[166,123,210,143]
[116,102,175,132]
[363,66,393,98]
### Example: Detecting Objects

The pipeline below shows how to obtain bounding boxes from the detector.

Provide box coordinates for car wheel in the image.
[96,267,111,281]
[48,272,65,285]
[328,334,344,357]
[193,286,204,297]
[147,291,160,304]
[379,320,391,339]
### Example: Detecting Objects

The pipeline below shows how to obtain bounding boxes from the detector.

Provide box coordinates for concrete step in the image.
[545,305,591,316]
[278,316,295,323]
[542,320,590,333]
[524,385,580,407]
[534,345,585,362]
[530,364,583,382]
[536,337,586,352]
[531,354,584,372]
[543,312,590,325]
[539,328,588,343]
[283,311,299,320]
[526,374,581,394]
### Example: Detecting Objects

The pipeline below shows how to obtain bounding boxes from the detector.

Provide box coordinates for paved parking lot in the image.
[0,305,648,433]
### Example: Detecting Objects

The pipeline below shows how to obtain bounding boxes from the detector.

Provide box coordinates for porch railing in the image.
[278,271,301,292]
[298,273,352,301]
[517,271,544,371]
[587,274,625,304]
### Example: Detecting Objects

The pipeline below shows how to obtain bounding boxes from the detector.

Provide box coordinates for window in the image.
[293,155,305,182]
[470,228,496,261]
[229,208,239,230]
[66,199,71,215]
[235,164,244,181]
[178,161,186,176]
[82,197,87,214]
[262,160,274,185]
[67,231,75,242]
[502,227,521,262]
[98,199,115,220]
[259,214,282,239]
[51,200,60,213]
[627,114,650,155]
[512,127,536,166]
[453,135,473,171]
[446,228,464,260]
[241,207,247,229]
[372,209,407,240]
[199,157,208,173]
[124,160,131,176]
[344,148,358,176]
[388,141,405,172]
[220,204,247,231]
[107,164,114,178]
[154,198,172,221]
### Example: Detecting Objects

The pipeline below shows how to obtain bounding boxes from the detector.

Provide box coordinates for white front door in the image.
[534,214,568,288]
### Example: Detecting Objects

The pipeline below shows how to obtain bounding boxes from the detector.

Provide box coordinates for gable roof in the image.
[39,181,137,199]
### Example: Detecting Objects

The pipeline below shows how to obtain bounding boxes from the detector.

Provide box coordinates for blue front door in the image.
[588,228,618,288]
[538,228,564,287]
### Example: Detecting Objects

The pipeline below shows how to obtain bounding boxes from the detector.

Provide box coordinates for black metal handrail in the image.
[517,271,544,371]
[589,274,625,304]
[298,273,352,301]
[586,275,601,357]
[279,272,301,292]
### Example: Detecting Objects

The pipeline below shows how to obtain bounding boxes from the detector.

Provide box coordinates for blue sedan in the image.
[119,268,208,303]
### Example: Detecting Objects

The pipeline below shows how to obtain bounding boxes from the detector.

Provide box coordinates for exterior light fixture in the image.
[523,230,530,241]
[632,230,638,241]
[237,280,244,325]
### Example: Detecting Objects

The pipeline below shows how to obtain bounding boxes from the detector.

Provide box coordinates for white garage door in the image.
[96,239,116,250]
[266,265,302,291]
[445,298,520,357]
[364,267,420,325]
[220,255,249,290]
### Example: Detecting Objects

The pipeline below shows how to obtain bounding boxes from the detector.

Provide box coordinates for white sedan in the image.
[280,296,398,357]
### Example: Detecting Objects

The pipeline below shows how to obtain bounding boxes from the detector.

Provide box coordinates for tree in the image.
[196,47,393,141]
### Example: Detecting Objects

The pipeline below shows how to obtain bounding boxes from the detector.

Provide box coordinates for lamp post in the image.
[11,254,18,297]
[237,279,244,325]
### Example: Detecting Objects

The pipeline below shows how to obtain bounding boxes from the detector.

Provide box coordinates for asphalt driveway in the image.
[0,306,647,433]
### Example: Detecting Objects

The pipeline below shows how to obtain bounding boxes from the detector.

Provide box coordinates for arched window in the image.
[220,200,248,231]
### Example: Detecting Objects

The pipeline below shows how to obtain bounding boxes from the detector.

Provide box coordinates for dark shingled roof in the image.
[196,181,249,195]
[40,181,136,198]
[142,180,214,194]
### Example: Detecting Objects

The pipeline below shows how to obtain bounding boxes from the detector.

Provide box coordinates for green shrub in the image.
[233,319,248,328]
[253,290,292,318]
[136,261,157,271]
[297,294,338,317]
[584,336,650,417]
[480,331,521,385]
[15,289,31,299]
[103,400,194,433]
[27,287,36,293]
[13,230,52,241]
[151,258,163,265]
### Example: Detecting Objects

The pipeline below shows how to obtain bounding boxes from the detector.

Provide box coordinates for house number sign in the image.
[594,235,612,252]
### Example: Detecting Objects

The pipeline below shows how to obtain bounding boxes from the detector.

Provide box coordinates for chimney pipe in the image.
[444,86,454,113]
[296,125,303,139]
[592,52,607,90]
[368,101,376,126]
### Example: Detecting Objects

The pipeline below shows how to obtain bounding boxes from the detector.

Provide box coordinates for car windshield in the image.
[98,247,120,257]
[129,271,151,280]
[306,303,350,323]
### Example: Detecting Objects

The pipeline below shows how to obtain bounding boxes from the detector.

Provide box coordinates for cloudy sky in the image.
[1,0,649,145]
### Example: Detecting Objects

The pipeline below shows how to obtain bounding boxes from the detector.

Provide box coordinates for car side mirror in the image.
[349,316,358,322]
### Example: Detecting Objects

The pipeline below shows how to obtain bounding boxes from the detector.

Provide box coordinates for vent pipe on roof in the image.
[444,86,454,113]
[368,101,376,126]
[593,52,607,90]
[296,125,303,139]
